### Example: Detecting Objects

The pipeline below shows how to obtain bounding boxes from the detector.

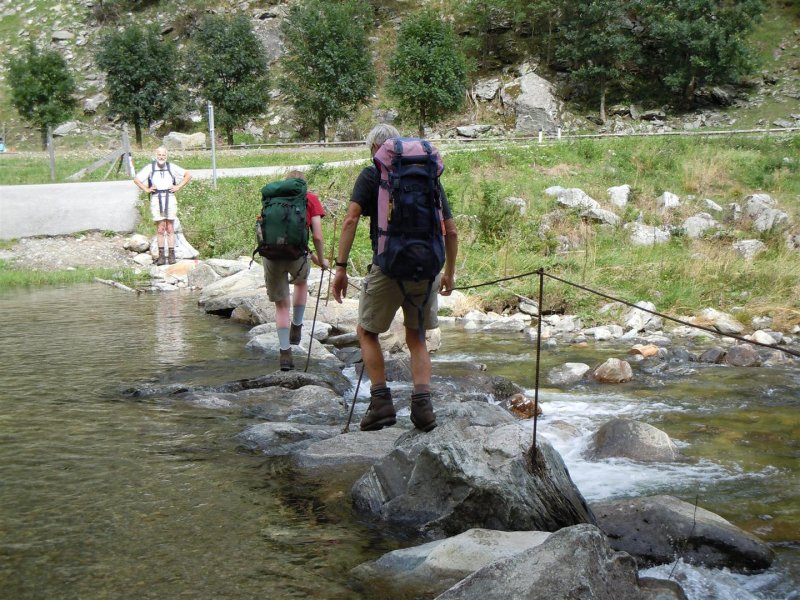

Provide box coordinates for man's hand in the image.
[332,269,348,303]
[439,273,455,296]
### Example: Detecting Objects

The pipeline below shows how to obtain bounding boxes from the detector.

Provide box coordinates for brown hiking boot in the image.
[167,248,176,264]
[360,388,396,431]
[279,348,294,371]
[411,392,437,432]
[290,323,302,345]
[155,249,166,266]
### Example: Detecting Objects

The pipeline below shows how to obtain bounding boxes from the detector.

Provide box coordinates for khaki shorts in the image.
[263,255,310,302]
[150,192,177,221]
[359,265,440,334]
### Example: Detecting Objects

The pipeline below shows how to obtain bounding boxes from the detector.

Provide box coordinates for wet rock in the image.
[238,422,340,456]
[351,528,552,597]
[547,362,591,385]
[724,344,760,367]
[435,524,682,600]
[295,427,406,469]
[187,262,221,289]
[501,393,542,419]
[588,418,683,462]
[629,344,659,358]
[456,373,524,402]
[591,358,633,383]
[351,402,593,536]
[698,346,727,364]
[592,495,775,573]
[240,384,345,425]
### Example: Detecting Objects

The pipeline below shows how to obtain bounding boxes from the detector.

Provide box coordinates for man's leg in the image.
[275,297,294,370]
[358,325,395,431]
[156,220,167,265]
[290,279,308,344]
[166,220,176,264]
[405,328,436,432]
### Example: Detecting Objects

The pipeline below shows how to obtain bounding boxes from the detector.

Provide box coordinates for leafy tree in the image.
[96,23,185,148]
[187,14,271,145]
[6,43,77,150]
[556,0,636,123]
[633,0,764,103]
[387,10,468,137]
[279,0,375,142]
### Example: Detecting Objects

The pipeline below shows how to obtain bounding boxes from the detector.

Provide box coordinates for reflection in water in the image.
[154,292,187,365]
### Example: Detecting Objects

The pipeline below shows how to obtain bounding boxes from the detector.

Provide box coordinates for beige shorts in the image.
[359,265,440,334]
[263,255,310,302]
[150,192,177,221]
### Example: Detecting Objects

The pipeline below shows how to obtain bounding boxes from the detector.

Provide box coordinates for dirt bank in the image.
[0,232,136,271]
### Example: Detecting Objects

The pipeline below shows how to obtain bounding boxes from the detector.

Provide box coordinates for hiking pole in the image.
[326,216,338,306]
[342,360,365,433]
[304,266,327,373]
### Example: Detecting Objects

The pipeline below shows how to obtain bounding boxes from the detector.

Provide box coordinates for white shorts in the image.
[150,192,177,221]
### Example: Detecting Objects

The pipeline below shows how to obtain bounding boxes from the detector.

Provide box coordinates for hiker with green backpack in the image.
[331,124,459,433]
[256,170,328,371]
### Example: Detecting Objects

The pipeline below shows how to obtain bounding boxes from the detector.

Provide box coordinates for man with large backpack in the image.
[258,170,328,371]
[133,146,192,265]
[331,124,459,433]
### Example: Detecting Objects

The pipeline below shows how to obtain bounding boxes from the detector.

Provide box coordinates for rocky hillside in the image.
[0,0,799,150]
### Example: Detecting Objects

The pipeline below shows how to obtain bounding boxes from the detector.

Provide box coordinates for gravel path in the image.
[0,232,137,271]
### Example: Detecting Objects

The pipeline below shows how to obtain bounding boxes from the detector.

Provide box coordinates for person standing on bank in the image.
[133,146,192,265]
[262,170,329,371]
[331,124,459,433]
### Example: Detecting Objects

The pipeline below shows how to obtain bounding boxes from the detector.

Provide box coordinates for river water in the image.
[0,284,797,599]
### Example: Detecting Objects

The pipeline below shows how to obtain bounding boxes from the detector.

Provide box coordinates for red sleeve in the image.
[306,192,325,224]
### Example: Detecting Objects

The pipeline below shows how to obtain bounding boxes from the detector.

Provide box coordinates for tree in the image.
[6,43,77,150]
[634,0,764,103]
[556,0,636,123]
[187,14,271,145]
[96,24,185,148]
[387,11,468,137]
[278,0,375,142]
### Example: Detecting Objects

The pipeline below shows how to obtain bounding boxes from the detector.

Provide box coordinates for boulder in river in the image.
[587,418,683,463]
[592,495,775,573]
[434,524,685,599]
[351,401,594,536]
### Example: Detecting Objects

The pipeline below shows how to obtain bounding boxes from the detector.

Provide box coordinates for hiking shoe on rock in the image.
[156,250,166,266]
[290,323,302,345]
[167,248,176,264]
[411,392,437,432]
[360,389,396,431]
[279,348,294,371]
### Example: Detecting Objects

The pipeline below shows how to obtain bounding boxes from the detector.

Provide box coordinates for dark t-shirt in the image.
[350,165,452,255]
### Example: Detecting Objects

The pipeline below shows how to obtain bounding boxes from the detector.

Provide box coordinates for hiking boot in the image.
[279,348,294,371]
[411,392,437,432]
[360,388,396,431]
[155,249,166,266]
[290,323,302,345]
[167,248,176,264]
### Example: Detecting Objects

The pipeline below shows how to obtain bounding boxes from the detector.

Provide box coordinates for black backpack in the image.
[147,160,176,188]
[254,177,309,260]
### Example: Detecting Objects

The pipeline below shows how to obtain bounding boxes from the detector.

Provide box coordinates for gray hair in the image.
[366,124,401,149]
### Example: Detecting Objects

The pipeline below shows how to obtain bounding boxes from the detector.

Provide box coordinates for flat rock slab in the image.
[294,427,407,469]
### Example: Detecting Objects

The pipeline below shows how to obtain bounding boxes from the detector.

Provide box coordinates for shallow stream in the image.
[0,285,797,599]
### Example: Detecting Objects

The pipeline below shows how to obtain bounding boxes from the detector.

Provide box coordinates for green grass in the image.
[0,260,146,288]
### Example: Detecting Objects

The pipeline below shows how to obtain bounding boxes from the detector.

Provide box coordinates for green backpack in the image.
[255,177,309,260]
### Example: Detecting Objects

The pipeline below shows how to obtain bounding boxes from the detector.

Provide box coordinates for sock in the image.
[277,327,290,350]
[292,305,306,326]
[370,383,389,396]
[413,384,431,395]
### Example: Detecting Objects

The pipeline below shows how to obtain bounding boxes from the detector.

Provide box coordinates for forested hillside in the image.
[0,0,798,150]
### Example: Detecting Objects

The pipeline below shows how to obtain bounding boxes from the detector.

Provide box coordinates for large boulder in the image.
[501,71,562,134]
[351,401,594,536]
[592,495,775,573]
[745,194,790,233]
[435,524,685,600]
[162,131,206,150]
[587,418,683,462]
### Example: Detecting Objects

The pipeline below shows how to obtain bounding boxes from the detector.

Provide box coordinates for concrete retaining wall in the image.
[0,180,141,239]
